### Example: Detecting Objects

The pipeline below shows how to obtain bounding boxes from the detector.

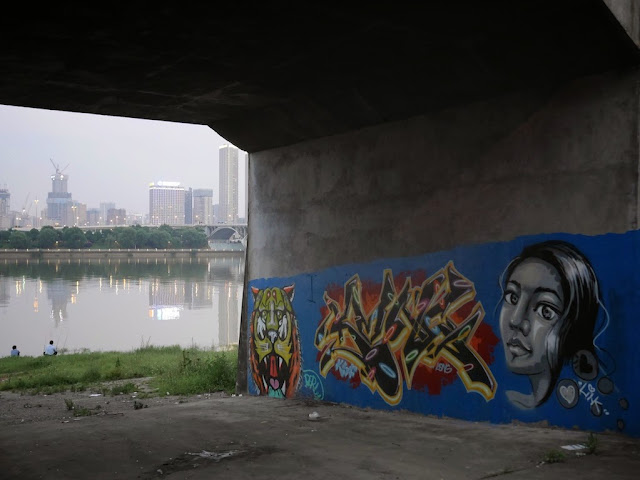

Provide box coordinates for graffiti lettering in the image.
[435,362,453,374]
[302,369,325,400]
[579,381,608,416]
[335,358,358,379]
[315,262,497,405]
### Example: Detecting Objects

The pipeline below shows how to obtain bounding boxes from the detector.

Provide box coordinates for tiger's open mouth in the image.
[260,353,287,394]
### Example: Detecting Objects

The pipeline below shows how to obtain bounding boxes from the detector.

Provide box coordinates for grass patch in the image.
[64,398,94,417]
[111,382,137,396]
[150,348,238,395]
[73,406,94,417]
[542,450,566,464]
[0,345,237,396]
[586,432,598,455]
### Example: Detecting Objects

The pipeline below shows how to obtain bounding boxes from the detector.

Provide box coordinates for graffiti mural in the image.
[498,241,601,408]
[247,231,638,436]
[249,285,301,398]
[498,240,630,431]
[314,262,497,405]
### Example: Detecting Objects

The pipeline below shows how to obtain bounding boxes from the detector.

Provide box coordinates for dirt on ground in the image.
[0,378,222,427]
[1,379,639,480]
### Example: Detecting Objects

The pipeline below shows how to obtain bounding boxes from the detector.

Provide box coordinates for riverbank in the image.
[0,248,243,261]
[0,346,237,396]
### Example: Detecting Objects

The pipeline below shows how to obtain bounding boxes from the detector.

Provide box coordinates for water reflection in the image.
[0,255,244,357]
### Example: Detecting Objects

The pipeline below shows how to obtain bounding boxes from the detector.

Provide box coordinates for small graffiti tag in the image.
[314,262,497,405]
[579,381,608,417]
[301,369,325,400]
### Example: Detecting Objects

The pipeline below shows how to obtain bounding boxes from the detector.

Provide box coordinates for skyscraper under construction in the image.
[46,160,73,226]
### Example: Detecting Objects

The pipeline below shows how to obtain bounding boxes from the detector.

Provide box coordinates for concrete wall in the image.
[244,67,640,435]
[249,69,640,279]
[604,0,640,47]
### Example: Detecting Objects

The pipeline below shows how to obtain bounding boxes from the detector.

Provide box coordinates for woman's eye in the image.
[535,304,559,321]
[505,292,518,305]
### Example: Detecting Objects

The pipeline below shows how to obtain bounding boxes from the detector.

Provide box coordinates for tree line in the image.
[0,225,209,250]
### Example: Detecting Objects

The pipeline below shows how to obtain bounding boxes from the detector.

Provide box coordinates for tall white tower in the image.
[219,144,239,224]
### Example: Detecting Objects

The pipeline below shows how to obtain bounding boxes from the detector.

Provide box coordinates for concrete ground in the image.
[0,390,638,480]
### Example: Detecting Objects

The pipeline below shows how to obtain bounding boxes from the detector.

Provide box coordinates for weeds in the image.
[586,432,599,455]
[111,382,136,396]
[542,450,566,464]
[64,398,93,417]
[151,348,237,395]
[73,406,93,417]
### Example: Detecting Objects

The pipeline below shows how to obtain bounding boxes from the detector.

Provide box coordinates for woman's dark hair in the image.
[503,240,600,401]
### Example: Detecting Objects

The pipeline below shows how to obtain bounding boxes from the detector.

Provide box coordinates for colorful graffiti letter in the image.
[250,285,301,398]
[315,262,497,405]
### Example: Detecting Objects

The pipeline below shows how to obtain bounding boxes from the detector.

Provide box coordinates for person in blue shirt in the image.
[44,340,57,356]
[10,345,20,357]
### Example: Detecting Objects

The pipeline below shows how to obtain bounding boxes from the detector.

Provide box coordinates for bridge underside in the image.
[1,1,638,153]
[4,2,640,433]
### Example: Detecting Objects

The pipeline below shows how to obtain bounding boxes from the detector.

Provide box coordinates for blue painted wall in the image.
[247,231,639,436]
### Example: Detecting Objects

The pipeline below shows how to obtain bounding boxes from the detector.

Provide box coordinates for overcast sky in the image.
[0,104,247,218]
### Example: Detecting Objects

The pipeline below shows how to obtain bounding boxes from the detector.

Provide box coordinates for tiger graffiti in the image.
[249,285,301,398]
[315,262,497,405]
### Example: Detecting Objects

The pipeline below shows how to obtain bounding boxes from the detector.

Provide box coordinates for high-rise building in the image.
[46,164,73,226]
[0,188,9,216]
[149,181,185,226]
[184,187,193,225]
[107,208,126,226]
[71,201,87,226]
[192,188,214,225]
[219,144,238,224]
[87,208,101,226]
[0,188,10,229]
[99,202,115,226]
[127,212,143,226]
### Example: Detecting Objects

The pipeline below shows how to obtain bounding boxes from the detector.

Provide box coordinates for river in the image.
[0,254,244,358]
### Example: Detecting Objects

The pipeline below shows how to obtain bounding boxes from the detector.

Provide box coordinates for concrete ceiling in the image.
[1,1,638,153]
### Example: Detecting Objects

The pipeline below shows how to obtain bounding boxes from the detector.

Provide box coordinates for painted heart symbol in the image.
[559,385,576,404]
[269,378,280,390]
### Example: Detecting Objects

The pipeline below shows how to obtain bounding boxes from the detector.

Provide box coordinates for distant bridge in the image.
[201,224,247,244]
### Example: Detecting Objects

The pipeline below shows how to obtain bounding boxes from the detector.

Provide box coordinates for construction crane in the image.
[50,158,70,175]
[16,193,33,227]
[21,193,30,217]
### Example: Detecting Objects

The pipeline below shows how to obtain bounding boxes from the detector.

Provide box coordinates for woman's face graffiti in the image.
[499,258,565,376]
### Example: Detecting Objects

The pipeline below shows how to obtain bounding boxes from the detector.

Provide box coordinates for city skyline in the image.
[0,104,247,221]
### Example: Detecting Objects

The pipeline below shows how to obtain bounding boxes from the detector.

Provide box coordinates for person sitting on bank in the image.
[10,345,20,357]
[44,340,57,356]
